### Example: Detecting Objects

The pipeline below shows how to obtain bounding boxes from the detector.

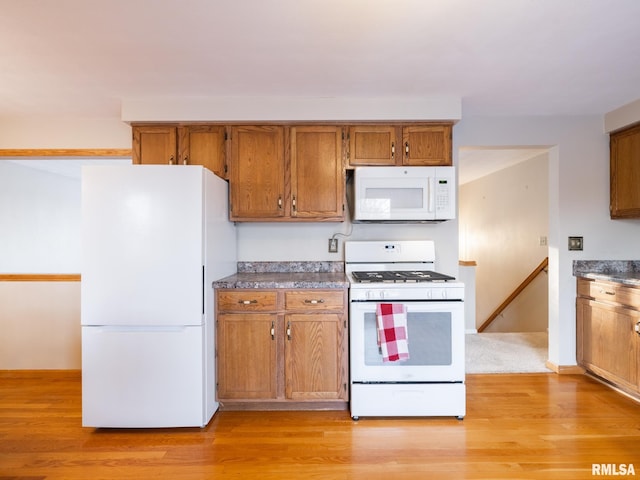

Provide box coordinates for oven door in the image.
[349,300,464,382]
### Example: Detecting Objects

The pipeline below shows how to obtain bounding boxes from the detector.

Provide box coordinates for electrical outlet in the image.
[539,236,548,247]
[568,236,583,251]
[328,238,338,253]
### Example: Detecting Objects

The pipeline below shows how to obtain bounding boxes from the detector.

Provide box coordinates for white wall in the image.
[0,281,80,369]
[0,160,130,273]
[0,162,83,273]
[237,220,460,277]
[0,116,131,149]
[459,153,549,331]
[0,160,128,370]
[453,115,640,368]
[4,109,640,370]
[483,273,549,333]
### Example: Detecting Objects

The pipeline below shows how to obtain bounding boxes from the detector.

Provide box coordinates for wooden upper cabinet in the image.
[402,124,452,166]
[229,126,285,220]
[132,124,227,178]
[178,125,226,178]
[346,123,452,167]
[132,126,178,165]
[610,123,640,219]
[290,126,345,220]
[348,126,398,166]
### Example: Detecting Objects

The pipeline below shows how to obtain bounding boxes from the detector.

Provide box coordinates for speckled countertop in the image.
[213,261,349,289]
[573,260,640,287]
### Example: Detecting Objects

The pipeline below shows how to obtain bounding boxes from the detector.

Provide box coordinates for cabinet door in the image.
[578,299,639,392]
[132,126,178,165]
[284,313,346,400]
[348,126,398,166]
[610,124,640,218]
[402,125,452,166]
[290,126,344,220]
[229,126,285,220]
[217,313,277,400]
[179,125,227,178]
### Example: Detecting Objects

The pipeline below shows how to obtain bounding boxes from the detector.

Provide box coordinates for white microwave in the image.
[353,166,456,222]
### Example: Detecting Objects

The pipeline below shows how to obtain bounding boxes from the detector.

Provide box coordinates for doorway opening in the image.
[458,146,550,373]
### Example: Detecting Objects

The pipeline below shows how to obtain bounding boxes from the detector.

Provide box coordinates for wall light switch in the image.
[568,236,583,251]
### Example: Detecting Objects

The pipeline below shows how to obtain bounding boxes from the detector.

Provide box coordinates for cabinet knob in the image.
[635,322,640,335]
[183,155,188,165]
[169,155,175,165]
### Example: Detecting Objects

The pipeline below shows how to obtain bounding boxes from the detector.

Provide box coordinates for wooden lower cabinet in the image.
[576,277,640,397]
[216,288,348,410]
[285,313,344,400]
[217,313,277,400]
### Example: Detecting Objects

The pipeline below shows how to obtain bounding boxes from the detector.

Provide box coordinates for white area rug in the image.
[465,332,551,374]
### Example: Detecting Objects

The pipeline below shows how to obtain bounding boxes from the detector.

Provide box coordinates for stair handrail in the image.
[477,257,549,333]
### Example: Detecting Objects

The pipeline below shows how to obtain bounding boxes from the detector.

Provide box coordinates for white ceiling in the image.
[458,147,549,184]
[2,0,639,181]
[1,0,640,119]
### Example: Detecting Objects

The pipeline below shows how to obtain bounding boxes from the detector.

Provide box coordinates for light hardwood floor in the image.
[1,371,639,479]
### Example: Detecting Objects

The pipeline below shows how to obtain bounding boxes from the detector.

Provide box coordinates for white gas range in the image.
[345,240,466,420]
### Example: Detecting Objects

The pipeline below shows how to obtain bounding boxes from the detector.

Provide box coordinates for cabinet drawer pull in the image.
[635,322,640,335]
[169,155,175,165]
[270,321,275,340]
[391,142,395,160]
[286,321,291,341]
[405,141,409,157]
[304,299,325,304]
[278,196,283,209]
[183,155,188,165]
[238,299,258,305]
[599,289,615,296]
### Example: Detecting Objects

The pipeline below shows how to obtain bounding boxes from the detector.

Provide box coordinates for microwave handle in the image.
[428,177,435,213]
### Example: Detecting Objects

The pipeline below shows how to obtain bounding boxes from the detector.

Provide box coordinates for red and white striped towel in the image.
[376,303,409,362]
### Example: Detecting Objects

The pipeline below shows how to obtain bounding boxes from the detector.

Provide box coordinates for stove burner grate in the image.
[350,270,455,283]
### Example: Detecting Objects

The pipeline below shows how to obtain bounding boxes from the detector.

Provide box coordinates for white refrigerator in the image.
[81,165,236,428]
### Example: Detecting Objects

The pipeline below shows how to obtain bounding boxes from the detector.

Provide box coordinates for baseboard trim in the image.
[545,360,585,374]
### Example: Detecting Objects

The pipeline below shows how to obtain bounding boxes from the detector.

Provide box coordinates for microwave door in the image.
[357,180,432,221]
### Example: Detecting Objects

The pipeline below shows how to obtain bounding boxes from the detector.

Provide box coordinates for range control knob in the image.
[367,290,384,300]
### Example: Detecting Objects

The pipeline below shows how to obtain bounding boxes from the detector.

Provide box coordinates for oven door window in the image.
[364,311,451,366]
[349,301,464,382]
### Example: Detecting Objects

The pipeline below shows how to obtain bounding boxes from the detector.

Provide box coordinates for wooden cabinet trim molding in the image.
[0,149,131,158]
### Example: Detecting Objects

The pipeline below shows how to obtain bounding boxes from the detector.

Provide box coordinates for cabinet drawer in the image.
[217,290,278,312]
[285,290,344,311]
[578,278,640,309]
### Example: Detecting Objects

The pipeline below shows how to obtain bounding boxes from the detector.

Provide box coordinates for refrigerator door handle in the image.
[202,265,205,315]
[92,326,189,333]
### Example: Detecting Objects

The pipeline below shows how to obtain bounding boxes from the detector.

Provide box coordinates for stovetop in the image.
[350,270,456,283]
